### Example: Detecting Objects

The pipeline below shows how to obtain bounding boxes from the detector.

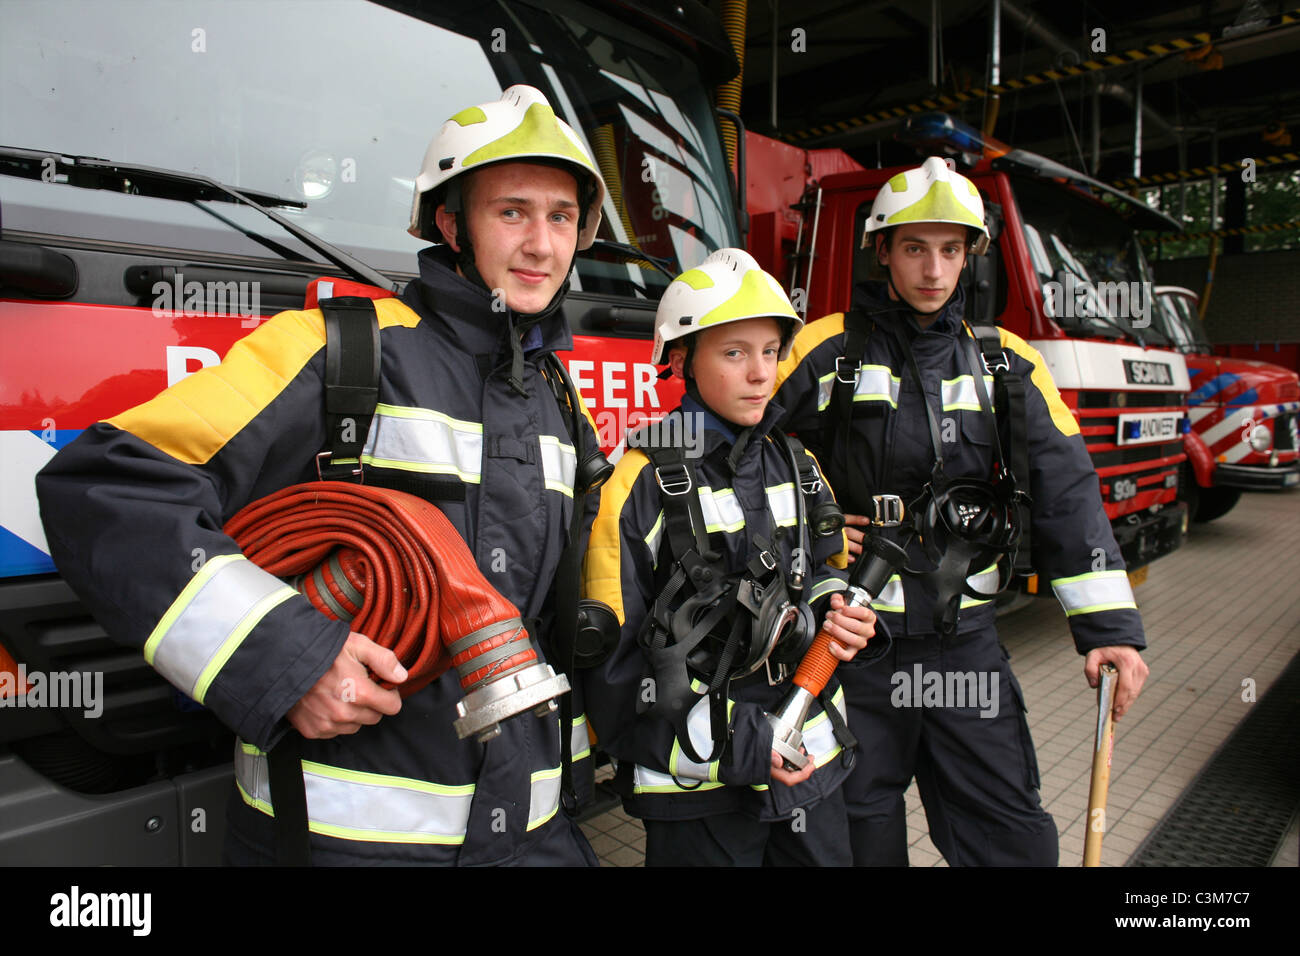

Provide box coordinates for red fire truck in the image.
[0,0,727,864]
[745,113,1193,585]
[1152,286,1300,521]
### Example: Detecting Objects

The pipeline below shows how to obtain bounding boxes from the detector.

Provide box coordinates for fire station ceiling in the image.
[734,0,1300,186]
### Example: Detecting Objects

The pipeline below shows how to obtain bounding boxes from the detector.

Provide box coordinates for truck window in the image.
[1,0,738,297]
[1012,176,1157,342]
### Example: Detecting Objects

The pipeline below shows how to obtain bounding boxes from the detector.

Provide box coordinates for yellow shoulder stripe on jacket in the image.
[108,299,422,465]
[583,448,654,627]
[775,313,847,393]
[998,328,1080,438]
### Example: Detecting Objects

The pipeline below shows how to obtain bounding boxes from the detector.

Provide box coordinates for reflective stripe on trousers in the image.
[234,738,564,844]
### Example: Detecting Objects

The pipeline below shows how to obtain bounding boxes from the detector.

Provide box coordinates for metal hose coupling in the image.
[449,619,570,743]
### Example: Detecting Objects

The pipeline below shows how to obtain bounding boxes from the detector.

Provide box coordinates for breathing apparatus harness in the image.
[633,409,850,770]
[830,291,1033,635]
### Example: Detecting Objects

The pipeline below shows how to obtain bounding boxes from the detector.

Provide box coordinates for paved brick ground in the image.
[581,489,1300,866]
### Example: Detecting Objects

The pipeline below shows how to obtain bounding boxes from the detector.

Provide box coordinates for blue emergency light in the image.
[898,113,987,157]
[1124,420,1143,441]
[1180,417,1192,434]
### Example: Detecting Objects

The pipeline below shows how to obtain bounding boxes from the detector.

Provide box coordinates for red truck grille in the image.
[1076,391,1187,512]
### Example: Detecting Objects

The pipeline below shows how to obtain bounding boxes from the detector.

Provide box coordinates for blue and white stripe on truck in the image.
[0,429,81,577]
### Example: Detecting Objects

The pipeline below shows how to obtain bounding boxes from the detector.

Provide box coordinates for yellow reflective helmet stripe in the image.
[450,106,487,126]
[697,267,799,327]
[887,177,985,229]
[675,268,716,290]
[463,101,596,174]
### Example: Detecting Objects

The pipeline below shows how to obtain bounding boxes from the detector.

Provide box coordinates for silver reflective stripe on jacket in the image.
[527,767,562,831]
[145,554,297,704]
[1051,569,1137,616]
[234,740,475,845]
[633,693,727,793]
[539,434,577,498]
[940,374,996,411]
[871,564,1000,614]
[571,714,591,761]
[816,365,902,411]
[355,403,484,481]
[766,482,797,527]
[697,485,745,533]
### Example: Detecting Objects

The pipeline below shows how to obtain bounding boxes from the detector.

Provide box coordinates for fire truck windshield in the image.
[0,0,737,297]
[1012,176,1159,344]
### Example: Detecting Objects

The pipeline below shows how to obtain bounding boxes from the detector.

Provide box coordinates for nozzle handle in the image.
[792,534,908,696]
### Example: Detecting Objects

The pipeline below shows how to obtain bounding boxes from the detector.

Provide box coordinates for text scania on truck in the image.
[744,113,1193,592]
[0,0,738,864]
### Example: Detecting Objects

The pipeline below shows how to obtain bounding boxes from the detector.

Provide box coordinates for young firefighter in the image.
[581,249,878,866]
[772,157,1149,866]
[36,86,607,865]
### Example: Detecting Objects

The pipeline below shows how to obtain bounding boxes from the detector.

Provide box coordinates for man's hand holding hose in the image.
[288,632,407,739]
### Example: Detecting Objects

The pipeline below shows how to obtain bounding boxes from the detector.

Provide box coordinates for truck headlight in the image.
[1248,423,1271,452]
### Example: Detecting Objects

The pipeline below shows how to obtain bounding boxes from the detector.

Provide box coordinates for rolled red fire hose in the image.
[224,481,538,700]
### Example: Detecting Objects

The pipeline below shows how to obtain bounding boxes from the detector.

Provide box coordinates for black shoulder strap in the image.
[967,322,1034,575]
[537,351,594,814]
[830,311,874,453]
[270,296,384,865]
[318,296,380,481]
[642,441,712,565]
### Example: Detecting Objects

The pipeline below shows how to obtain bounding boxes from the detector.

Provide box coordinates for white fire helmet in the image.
[861,156,990,255]
[652,249,803,365]
[408,85,606,250]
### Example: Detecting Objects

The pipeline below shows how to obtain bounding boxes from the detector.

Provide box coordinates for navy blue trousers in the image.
[642,787,852,866]
[838,622,1059,866]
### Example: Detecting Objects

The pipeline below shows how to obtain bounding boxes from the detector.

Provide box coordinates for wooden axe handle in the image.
[1083,662,1119,867]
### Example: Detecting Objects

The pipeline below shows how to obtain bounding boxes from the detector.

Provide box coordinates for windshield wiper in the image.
[0,146,395,292]
[586,239,677,280]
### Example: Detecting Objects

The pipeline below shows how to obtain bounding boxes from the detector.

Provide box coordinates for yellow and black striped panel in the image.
[1141,220,1300,244]
[785,7,1300,144]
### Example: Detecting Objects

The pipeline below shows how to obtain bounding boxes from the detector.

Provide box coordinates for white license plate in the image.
[1285,472,1299,486]
[1117,412,1181,446]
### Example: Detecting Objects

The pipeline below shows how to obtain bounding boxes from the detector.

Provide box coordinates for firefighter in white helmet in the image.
[773,156,1149,866]
[38,85,610,865]
[581,249,881,865]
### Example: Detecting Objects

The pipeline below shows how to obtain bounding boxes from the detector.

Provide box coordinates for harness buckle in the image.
[797,471,823,496]
[982,349,1010,374]
[871,494,905,527]
[655,464,693,497]
[759,549,778,571]
[315,451,363,481]
[765,657,791,687]
[835,356,862,385]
